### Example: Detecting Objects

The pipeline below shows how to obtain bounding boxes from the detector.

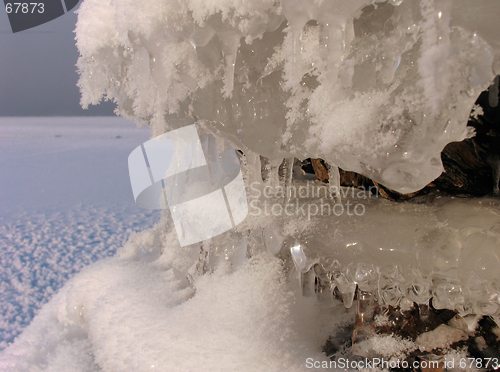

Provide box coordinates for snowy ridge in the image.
[0,216,333,372]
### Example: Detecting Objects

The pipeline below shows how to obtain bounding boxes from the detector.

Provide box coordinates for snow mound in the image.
[0,218,331,372]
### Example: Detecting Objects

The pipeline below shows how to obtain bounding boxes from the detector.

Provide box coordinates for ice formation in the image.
[76,0,500,192]
[73,0,500,363]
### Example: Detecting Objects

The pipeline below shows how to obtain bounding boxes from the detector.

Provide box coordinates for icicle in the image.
[313,264,333,294]
[290,26,303,88]
[432,278,464,313]
[218,31,242,98]
[418,0,453,116]
[290,241,317,273]
[378,266,403,307]
[247,230,265,258]
[328,163,341,202]
[239,151,263,195]
[262,227,285,255]
[300,269,316,297]
[351,289,377,358]
[208,236,248,270]
[489,75,499,108]
[268,165,280,190]
[405,269,431,305]
[333,271,356,308]
[280,157,294,203]
[280,0,309,90]
[226,239,248,267]
[189,26,216,48]
[353,262,378,293]
[186,243,209,285]
[262,157,282,195]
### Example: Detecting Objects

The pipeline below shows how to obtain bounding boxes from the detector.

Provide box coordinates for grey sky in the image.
[0,3,115,116]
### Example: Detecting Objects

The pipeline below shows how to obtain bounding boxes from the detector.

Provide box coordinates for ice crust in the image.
[76,0,500,193]
[253,184,500,317]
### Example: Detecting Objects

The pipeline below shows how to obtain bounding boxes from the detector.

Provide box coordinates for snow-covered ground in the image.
[0,117,336,372]
[0,117,160,348]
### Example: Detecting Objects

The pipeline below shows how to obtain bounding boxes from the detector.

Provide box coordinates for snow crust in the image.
[75,0,500,192]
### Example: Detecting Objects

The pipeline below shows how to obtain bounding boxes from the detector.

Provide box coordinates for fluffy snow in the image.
[0,248,334,372]
[0,117,160,348]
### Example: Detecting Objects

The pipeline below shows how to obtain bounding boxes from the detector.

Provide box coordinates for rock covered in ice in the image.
[76,0,500,193]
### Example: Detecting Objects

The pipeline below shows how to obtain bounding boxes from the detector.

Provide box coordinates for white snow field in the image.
[0,117,160,349]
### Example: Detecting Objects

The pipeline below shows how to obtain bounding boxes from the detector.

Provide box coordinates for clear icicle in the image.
[186,243,209,284]
[300,269,316,297]
[351,289,377,358]
[247,230,265,258]
[328,164,341,202]
[280,157,294,203]
[263,158,282,193]
[240,151,262,188]
[290,27,303,88]
[269,165,280,189]
[227,239,248,267]
[262,227,285,255]
[218,31,241,98]
[333,272,356,308]
[314,264,333,295]
[290,241,317,273]
[207,236,248,270]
